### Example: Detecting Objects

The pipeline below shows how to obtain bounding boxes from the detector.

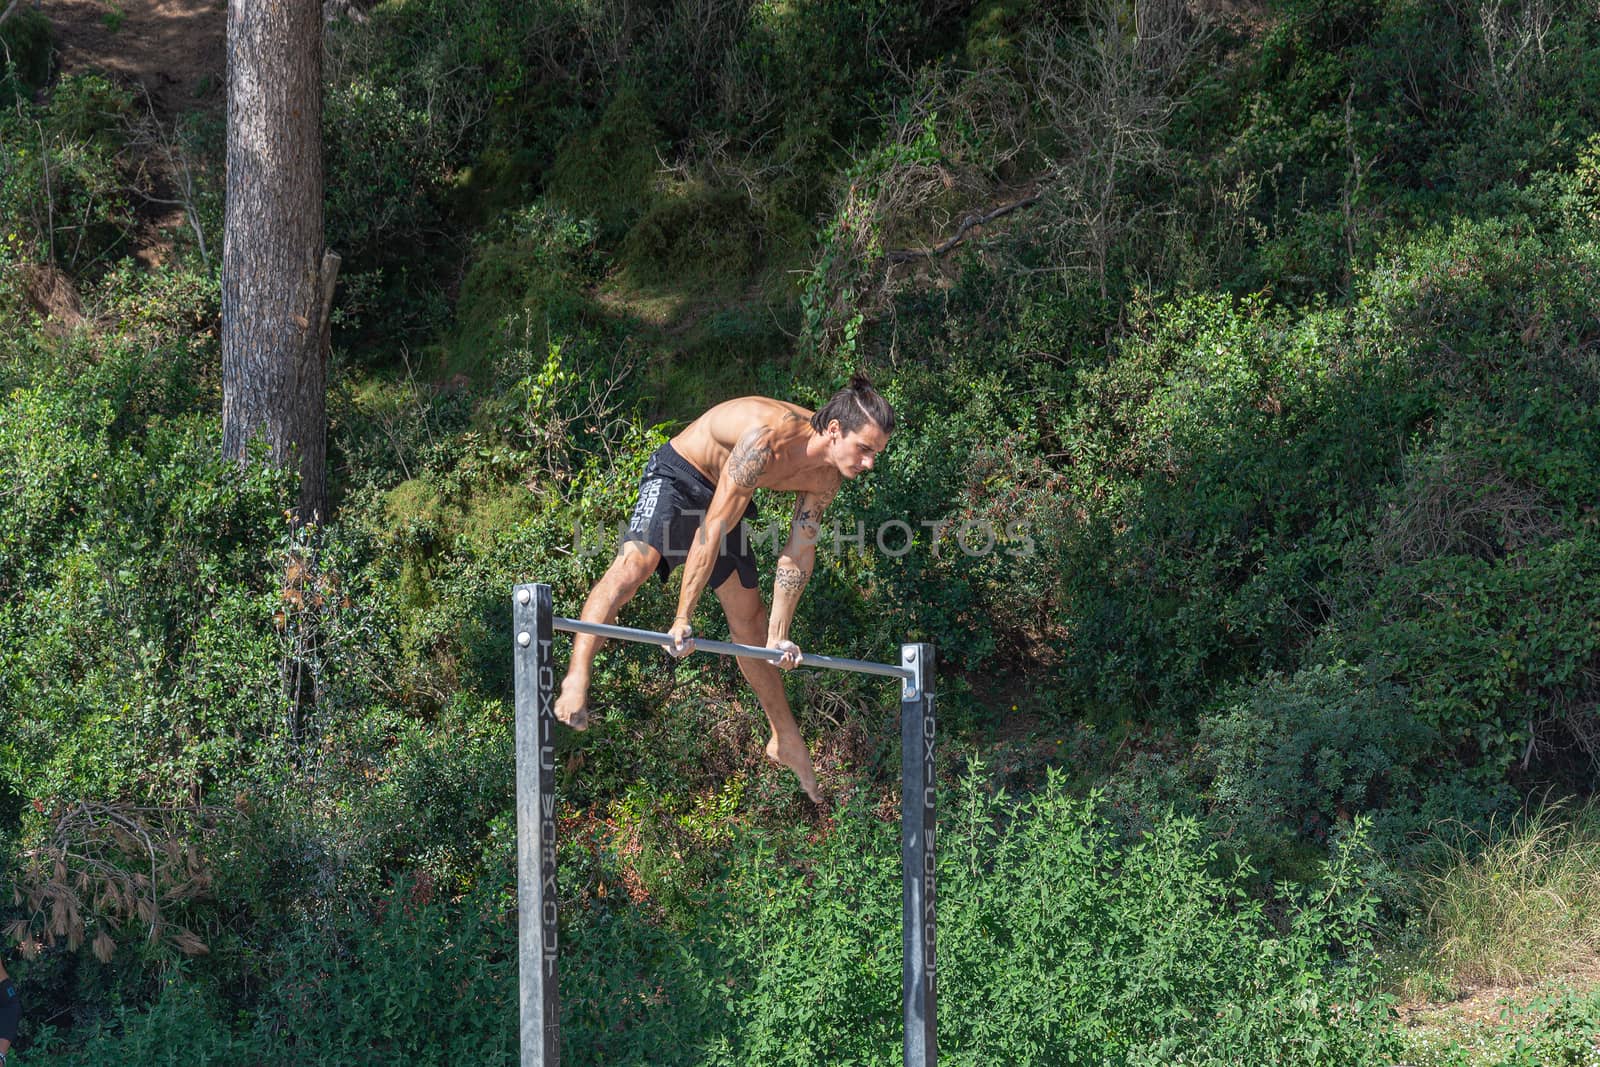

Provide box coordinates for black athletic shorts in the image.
[0,977,19,1043]
[622,443,760,590]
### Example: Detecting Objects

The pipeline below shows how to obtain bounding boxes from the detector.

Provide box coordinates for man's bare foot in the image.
[554,674,589,730]
[765,734,823,803]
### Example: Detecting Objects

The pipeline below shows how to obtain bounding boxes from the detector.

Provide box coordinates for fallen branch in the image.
[884,191,1045,263]
[0,0,21,28]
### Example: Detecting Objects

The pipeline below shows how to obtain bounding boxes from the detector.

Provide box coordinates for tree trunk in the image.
[222,0,335,525]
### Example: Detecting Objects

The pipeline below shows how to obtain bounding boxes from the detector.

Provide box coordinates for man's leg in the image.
[714,577,823,803]
[554,543,662,729]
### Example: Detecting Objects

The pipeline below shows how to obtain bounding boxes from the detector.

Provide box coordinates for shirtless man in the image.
[553,375,895,802]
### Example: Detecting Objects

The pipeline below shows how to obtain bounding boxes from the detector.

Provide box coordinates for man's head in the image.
[812,373,894,478]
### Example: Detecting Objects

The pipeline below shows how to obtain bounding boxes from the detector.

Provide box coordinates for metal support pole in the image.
[901,642,936,1067]
[513,584,934,1064]
[513,583,559,1066]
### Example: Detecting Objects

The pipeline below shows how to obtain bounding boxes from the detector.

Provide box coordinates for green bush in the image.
[1040,292,1424,721]
[1198,663,1442,847]
[1324,216,1600,787]
[23,782,1404,1064]
[355,709,514,889]
[0,408,289,801]
[25,976,264,1066]
[451,199,602,368]
[23,876,518,1066]
[1337,539,1600,785]
[0,6,51,107]
[549,773,1401,1065]
[620,184,766,288]
[0,74,137,270]
[545,85,663,244]
[324,78,449,270]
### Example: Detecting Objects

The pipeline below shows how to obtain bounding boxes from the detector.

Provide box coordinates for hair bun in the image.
[810,373,896,436]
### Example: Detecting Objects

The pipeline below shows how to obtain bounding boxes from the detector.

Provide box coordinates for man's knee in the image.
[728,621,766,648]
[604,544,659,595]
[720,598,767,645]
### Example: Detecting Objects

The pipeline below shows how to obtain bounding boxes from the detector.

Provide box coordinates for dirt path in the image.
[42,0,226,267]
[48,0,225,117]
[1394,961,1600,1064]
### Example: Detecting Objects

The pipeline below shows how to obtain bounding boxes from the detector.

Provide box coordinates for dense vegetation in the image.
[2,0,1599,1061]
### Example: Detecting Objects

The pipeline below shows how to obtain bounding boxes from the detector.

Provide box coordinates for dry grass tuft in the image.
[1422,801,1600,988]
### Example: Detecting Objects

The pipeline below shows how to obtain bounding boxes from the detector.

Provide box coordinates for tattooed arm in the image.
[767,483,837,655]
[671,426,772,633]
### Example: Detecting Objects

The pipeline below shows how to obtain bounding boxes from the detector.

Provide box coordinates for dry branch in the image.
[8,801,220,961]
[884,191,1045,263]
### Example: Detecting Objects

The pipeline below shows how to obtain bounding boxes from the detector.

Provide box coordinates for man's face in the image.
[829,420,890,478]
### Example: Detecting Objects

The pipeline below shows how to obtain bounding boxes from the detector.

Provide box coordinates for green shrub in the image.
[0,6,51,106]
[22,780,1404,1064]
[963,0,1037,66]
[1199,663,1441,846]
[0,74,136,270]
[1337,539,1600,786]
[24,975,264,1066]
[1324,216,1600,780]
[23,876,519,1066]
[324,78,448,269]
[44,72,133,143]
[355,709,514,889]
[552,774,1401,1065]
[1041,292,1424,721]
[620,184,766,288]
[1487,988,1600,1067]
[824,362,1060,674]
[0,407,290,802]
[545,85,663,243]
[448,200,605,378]
[260,877,518,1064]
[933,777,1398,1066]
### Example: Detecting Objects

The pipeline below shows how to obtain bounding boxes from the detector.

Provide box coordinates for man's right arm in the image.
[766,484,835,653]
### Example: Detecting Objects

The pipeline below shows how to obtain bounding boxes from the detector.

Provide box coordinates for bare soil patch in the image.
[48,0,225,117]
[1396,957,1600,1030]
[45,0,226,265]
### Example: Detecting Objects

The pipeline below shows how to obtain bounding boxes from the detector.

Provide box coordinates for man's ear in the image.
[826,419,842,439]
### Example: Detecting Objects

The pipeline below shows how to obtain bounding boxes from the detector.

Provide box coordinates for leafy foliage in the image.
[7,0,1600,1059]
[0,6,51,107]
[0,74,137,271]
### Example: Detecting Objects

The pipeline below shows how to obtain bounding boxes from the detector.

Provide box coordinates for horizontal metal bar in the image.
[553,616,914,685]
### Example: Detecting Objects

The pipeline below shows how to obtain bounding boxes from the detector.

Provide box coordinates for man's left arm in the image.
[767,485,836,664]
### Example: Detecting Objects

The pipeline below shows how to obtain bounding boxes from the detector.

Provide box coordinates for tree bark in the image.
[222,0,332,524]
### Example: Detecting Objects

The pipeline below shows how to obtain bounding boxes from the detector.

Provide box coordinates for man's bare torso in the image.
[670,397,840,496]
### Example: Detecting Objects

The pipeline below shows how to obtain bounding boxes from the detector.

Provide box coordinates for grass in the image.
[1419,801,1600,990]
[1385,801,1600,1065]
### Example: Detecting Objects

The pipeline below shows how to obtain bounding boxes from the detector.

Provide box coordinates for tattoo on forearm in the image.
[791,488,835,543]
[794,506,820,541]
[727,436,774,488]
[775,565,811,593]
